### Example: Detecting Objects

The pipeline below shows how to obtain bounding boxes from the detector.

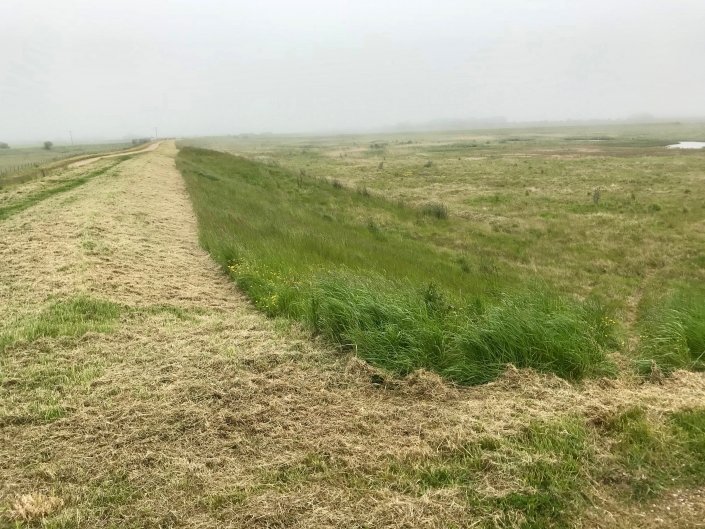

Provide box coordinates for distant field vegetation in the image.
[178,123,705,383]
[0,142,131,187]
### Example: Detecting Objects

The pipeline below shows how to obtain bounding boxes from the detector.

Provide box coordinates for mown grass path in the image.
[1,142,704,528]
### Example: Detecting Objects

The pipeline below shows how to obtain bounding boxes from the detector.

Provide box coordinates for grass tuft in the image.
[636,288,705,374]
[0,296,123,352]
[297,274,615,384]
[419,201,449,219]
[596,406,705,500]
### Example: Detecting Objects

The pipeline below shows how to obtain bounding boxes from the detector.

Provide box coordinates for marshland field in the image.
[1,123,705,528]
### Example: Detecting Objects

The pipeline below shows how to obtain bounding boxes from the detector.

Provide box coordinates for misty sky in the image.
[2,0,704,143]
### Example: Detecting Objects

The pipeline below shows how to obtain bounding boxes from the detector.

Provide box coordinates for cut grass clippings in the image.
[0,159,124,221]
[256,409,705,528]
[0,295,198,353]
[0,296,123,353]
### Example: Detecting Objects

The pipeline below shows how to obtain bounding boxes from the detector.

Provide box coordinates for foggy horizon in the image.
[2,0,705,144]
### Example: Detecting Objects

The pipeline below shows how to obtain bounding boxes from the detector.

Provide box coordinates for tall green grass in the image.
[636,288,705,374]
[177,147,617,384]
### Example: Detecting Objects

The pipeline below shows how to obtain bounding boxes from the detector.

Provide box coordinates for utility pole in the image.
[154,127,158,139]
[69,130,73,145]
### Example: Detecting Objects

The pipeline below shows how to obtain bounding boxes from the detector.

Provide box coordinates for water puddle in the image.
[666,141,705,149]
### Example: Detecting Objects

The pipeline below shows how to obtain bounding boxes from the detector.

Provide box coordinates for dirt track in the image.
[1,142,704,527]
[68,141,162,168]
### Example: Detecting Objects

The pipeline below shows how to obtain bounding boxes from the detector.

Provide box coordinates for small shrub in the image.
[424,160,433,168]
[43,141,53,150]
[457,256,471,273]
[356,185,370,197]
[421,283,450,314]
[366,219,381,235]
[331,179,344,189]
[592,188,601,205]
[420,202,449,220]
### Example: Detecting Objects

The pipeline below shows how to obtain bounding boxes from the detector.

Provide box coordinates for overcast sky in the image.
[1,0,704,143]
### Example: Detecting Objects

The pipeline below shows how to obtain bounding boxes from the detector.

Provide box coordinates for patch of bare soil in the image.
[1,142,704,527]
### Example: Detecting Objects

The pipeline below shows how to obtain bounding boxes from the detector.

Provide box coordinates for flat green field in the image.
[179,123,705,383]
[0,142,130,186]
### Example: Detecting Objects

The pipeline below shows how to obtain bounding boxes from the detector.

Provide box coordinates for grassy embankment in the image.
[177,147,620,384]
[175,143,705,524]
[182,125,705,377]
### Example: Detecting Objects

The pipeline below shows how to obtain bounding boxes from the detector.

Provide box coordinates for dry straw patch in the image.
[0,142,704,528]
[8,493,64,521]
